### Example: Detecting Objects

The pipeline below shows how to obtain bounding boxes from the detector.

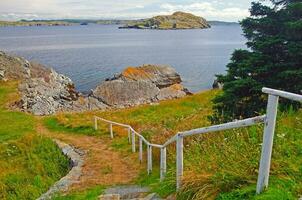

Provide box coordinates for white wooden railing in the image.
[93,87,302,194]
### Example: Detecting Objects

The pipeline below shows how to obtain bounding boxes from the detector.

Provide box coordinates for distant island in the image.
[0,15,238,27]
[0,19,138,27]
[119,11,211,30]
[0,20,73,27]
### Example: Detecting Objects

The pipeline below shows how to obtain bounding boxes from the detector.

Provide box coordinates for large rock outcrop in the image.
[92,64,189,108]
[19,69,78,115]
[1,52,189,115]
[0,51,107,115]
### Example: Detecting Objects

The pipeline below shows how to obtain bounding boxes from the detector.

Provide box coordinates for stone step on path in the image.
[98,185,163,200]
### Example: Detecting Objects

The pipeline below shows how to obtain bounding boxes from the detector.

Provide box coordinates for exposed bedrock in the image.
[92,64,190,108]
[1,51,190,115]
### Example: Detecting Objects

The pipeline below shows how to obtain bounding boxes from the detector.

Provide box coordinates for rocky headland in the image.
[120,11,210,30]
[0,52,190,115]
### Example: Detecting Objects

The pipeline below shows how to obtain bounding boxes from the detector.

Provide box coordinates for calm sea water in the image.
[0,24,246,93]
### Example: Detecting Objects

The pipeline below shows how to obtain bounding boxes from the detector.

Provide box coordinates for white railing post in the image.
[109,123,113,139]
[128,127,131,144]
[147,145,152,174]
[139,137,143,163]
[176,134,184,190]
[256,94,279,194]
[94,117,98,130]
[132,130,136,152]
[160,147,167,181]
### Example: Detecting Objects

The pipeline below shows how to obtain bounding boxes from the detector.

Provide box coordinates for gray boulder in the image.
[71,96,108,112]
[92,65,189,108]
[157,84,187,100]
[92,80,160,107]
[19,69,79,115]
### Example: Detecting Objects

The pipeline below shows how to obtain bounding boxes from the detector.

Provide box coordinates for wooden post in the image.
[128,127,131,144]
[139,137,143,163]
[109,123,113,139]
[132,130,136,153]
[256,94,279,194]
[160,147,167,181]
[176,134,184,190]
[94,117,98,130]
[147,145,152,174]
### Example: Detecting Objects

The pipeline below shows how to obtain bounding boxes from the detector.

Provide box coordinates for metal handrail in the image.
[93,88,302,193]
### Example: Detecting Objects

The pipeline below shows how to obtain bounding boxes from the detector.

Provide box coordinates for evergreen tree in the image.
[211,0,302,122]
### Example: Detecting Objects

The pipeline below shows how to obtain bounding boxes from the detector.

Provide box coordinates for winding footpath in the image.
[35,119,141,197]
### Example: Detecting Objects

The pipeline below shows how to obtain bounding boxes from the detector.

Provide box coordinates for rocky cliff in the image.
[1,52,189,115]
[120,11,210,30]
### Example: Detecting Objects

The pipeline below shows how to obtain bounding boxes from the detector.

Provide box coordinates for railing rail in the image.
[93,88,302,194]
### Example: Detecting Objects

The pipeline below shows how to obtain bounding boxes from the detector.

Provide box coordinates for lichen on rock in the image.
[92,64,190,108]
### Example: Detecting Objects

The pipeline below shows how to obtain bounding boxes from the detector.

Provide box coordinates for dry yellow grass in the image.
[54,89,219,144]
[49,89,302,199]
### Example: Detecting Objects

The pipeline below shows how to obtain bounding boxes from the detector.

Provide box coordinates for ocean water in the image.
[0,24,246,93]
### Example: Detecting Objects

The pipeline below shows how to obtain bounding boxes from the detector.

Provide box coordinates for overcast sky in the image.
[0,0,255,22]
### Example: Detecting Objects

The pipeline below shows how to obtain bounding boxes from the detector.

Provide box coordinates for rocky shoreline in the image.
[0,51,190,115]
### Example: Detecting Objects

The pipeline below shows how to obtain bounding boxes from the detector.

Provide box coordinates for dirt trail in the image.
[35,119,141,192]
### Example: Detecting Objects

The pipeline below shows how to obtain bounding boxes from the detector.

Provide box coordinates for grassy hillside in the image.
[0,81,69,200]
[48,89,301,199]
[1,80,300,199]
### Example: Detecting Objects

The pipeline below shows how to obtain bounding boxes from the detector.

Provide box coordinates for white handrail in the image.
[94,112,266,189]
[256,88,302,194]
[262,87,302,102]
[180,115,266,138]
[162,134,177,147]
[95,116,130,128]
[92,88,302,194]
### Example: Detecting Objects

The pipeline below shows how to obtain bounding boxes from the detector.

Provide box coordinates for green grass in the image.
[44,117,97,136]
[136,167,176,197]
[52,88,302,199]
[0,135,70,200]
[177,110,302,199]
[110,137,131,151]
[53,186,105,200]
[0,82,35,141]
[217,178,296,200]
[0,111,35,141]
[0,81,70,200]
